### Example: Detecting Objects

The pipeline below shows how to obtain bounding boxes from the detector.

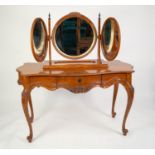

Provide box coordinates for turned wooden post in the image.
[97,13,101,64]
[48,13,52,65]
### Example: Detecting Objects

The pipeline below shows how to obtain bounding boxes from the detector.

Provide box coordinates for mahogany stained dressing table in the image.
[16,12,134,142]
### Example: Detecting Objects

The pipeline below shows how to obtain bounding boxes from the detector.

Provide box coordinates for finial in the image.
[98,13,101,19]
[49,13,51,18]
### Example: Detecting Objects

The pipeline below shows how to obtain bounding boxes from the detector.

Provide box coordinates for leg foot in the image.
[27,135,32,142]
[112,112,116,118]
[122,128,128,136]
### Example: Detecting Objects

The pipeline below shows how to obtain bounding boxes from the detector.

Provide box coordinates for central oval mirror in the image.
[31,18,48,62]
[52,13,97,59]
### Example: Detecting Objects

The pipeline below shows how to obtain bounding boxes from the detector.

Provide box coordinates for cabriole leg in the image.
[122,82,134,136]
[28,94,34,123]
[22,88,33,142]
[112,83,119,118]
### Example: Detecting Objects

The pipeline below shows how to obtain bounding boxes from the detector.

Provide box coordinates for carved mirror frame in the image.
[31,18,48,62]
[52,12,97,59]
[30,14,121,67]
[101,17,121,61]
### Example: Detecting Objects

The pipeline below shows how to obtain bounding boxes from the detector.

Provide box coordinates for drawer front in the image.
[30,76,57,89]
[102,73,126,81]
[57,75,101,88]
[101,73,127,88]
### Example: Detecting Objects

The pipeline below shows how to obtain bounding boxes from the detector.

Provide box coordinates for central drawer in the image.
[57,75,101,88]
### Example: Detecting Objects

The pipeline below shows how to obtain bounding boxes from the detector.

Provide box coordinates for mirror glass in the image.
[101,17,121,60]
[33,19,46,55]
[55,17,94,57]
[103,19,114,53]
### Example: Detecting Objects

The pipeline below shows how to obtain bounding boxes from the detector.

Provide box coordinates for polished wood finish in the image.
[30,14,121,64]
[17,60,134,142]
[30,18,48,62]
[28,94,34,123]
[48,13,52,65]
[52,12,97,59]
[112,83,118,118]
[43,59,108,70]
[97,13,101,64]
[101,17,121,61]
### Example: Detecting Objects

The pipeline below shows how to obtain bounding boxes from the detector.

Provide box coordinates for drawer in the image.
[101,73,127,88]
[30,76,57,88]
[102,73,126,81]
[57,75,101,87]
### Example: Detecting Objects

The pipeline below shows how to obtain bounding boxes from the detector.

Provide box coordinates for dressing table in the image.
[16,12,134,142]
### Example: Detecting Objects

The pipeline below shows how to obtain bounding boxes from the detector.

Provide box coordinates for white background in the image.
[0,6,155,148]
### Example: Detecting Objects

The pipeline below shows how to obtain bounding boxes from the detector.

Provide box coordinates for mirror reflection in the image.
[55,17,94,57]
[33,20,46,55]
[103,19,114,53]
[101,17,121,61]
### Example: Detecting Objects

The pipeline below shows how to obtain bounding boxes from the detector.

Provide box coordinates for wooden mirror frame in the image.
[52,12,97,59]
[31,18,48,62]
[101,17,121,61]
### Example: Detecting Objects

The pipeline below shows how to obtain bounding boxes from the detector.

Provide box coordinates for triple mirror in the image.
[31,12,121,63]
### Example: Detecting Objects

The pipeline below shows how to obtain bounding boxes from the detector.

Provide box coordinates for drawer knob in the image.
[78,78,82,83]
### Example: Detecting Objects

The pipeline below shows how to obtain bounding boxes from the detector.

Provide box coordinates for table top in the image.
[16,60,134,77]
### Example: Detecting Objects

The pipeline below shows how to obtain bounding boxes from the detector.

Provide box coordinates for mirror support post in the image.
[97,13,101,64]
[48,13,52,65]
